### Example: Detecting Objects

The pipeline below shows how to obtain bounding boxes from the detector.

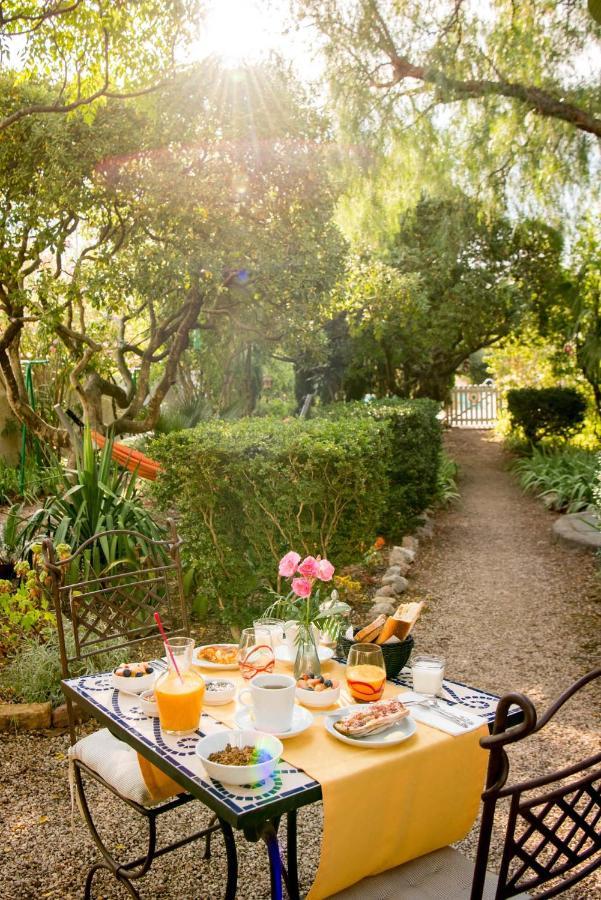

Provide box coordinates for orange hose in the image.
[90,430,162,481]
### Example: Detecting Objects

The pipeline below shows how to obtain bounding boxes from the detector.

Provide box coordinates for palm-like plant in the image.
[16,427,166,573]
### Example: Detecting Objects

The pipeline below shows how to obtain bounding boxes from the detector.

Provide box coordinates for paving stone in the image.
[369,600,396,616]
[0,702,51,731]
[389,546,415,566]
[402,535,419,552]
[51,702,92,729]
[553,511,601,549]
[380,574,409,594]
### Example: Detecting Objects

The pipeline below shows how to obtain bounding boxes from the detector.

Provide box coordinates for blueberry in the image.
[318,675,324,683]
[307,672,315,679]
[123,669,131,677]
[324,679,333,688]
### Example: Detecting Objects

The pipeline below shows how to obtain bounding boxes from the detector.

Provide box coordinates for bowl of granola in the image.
[195,730,282,786]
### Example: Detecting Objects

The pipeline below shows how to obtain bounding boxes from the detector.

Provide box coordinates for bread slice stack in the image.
[353,602,424,645]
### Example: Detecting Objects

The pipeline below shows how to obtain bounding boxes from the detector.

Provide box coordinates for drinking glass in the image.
[238,627,275,680]
[253,617,285,648]
[155,637,205,734]
[346,643,386,702]
[411,655,445,697]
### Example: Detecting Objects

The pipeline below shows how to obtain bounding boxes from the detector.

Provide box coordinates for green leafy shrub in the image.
[0,460,19,503]
[16,427,166,570]
[506,387,587,443]
[0,553,57,654]
[435,452,460,506]
[0,626,122,705]
[151,417,390,624]
[513,447,597,512]
[317,399,442,535]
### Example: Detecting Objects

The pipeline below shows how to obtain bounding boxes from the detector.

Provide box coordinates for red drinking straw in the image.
[154,611,183,684]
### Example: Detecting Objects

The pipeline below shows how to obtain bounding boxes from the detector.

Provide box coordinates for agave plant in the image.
[16,427,166,575]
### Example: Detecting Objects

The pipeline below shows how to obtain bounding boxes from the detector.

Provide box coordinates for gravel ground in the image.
[1,429,600,899]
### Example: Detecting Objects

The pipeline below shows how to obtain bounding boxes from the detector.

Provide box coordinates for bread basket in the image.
[339,628,414,679]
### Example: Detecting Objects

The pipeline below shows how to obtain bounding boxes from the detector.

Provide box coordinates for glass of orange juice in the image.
[155,637,205,734]
[346,643,386,703]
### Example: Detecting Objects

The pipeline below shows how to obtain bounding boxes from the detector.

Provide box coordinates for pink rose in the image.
[316,558,335,581]
[278,551,301,578]
[298,556,319,578]
[291,576,313,598]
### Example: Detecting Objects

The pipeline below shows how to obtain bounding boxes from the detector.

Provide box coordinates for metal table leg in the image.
[261,821,284,900]
[284,810,301,900]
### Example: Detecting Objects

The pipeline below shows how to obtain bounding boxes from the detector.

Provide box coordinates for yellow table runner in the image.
[140,660,488,898]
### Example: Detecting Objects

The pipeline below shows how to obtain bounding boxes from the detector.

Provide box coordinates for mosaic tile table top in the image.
[64,659,518,828]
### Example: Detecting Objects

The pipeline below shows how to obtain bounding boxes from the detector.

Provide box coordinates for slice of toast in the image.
[354,614,387,643]
[375,601,424,644]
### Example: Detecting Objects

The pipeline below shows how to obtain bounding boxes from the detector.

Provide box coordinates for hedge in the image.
[151,401,441,623]
[506,387,587,443]
[151,417,389,623]
[317,399,442,536]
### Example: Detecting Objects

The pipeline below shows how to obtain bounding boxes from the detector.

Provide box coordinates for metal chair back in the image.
[43,520,189,737]
[472,667,601,899]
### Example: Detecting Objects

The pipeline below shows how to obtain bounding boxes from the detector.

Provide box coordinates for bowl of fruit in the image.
[295,673,340,708]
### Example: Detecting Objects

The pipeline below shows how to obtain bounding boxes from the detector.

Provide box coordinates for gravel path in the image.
[1,429,600,899]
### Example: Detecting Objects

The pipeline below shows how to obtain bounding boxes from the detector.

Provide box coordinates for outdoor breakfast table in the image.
[62,657,522,900]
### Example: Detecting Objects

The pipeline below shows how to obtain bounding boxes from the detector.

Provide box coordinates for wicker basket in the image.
[338,630,414,679]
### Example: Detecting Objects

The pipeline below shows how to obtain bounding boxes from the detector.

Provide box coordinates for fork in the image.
[404,697,473,728]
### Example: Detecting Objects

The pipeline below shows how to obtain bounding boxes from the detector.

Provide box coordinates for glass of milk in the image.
[411,655,446,696]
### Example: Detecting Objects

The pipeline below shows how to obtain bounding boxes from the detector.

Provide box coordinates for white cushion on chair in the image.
[69,728,155,807]
[330,846,531,899]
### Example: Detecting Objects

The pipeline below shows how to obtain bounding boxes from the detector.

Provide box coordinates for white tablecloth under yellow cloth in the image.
[140,659,489,898]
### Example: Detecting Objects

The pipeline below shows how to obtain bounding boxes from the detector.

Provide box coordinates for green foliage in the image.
[0,461,19,504]
[507,387,587,443]
[16,428,166,569]
[151,416,392,625]
[513,448,597,512]
[322,197,563,402]
[0,627,123,706]
[0,558,55,653]
[317,398,442,535]
[435,453,460,507]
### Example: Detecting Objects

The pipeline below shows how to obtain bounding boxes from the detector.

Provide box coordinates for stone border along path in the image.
[1,429,600,899]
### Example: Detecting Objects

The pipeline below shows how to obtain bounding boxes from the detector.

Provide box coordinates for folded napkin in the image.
[399,690,484,735]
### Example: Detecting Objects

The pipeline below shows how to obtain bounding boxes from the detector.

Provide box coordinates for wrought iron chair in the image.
[332,667,601,899]
[43,522,237,899]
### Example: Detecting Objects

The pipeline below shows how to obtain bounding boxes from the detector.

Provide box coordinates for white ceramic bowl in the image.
[111,664,156,694]
[139,689,159,717]
[296,683,341,708]
[195,729,282,786]
[203,678,236,706]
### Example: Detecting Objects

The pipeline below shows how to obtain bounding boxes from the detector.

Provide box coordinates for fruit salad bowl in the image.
[295,673,341,708]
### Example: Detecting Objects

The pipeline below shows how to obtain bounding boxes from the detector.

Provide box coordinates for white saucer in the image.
[325,705,417,748]
[234,704,313,739]
[275,645,335,665]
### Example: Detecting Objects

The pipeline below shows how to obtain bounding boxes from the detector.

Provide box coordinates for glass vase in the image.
[293,622,321,679]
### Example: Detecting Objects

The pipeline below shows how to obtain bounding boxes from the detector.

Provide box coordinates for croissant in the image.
[333,699,409,737]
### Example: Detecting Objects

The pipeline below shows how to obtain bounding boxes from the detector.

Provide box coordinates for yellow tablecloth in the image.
[140,659,488,898]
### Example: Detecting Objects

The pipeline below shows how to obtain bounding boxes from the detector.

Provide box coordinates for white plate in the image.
[275,645,335,666]
[234,704,314,739]
[192,645,239,670]
[325,705,417,748]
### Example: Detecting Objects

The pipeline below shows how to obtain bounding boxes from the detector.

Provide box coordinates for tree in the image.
[0,1,200,132]
[0,63,345,442]
[319,196,563,401]
[296,1,601,202]
[544,218,601,415]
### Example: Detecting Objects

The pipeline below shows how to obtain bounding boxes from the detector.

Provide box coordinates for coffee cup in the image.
[238,673,296,733]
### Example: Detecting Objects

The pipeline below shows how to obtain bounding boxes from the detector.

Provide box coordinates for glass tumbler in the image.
[155,637,205,734]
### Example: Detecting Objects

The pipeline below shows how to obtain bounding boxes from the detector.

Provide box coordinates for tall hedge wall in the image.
[151,400,441,622]
[317,399,442,536]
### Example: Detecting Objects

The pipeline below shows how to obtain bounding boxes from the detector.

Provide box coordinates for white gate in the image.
[445,385,501,429]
